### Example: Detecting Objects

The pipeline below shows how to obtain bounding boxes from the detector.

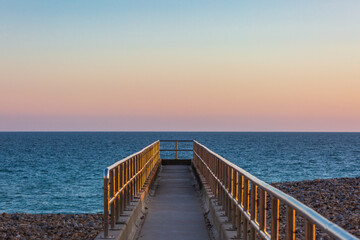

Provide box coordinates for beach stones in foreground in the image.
[0,213,103,240]
[271,177,359,238]
[0,177,359,239]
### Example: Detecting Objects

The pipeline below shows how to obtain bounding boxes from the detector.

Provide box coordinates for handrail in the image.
[160,149,193,151]
[103,141,161,238]
[160,140,193,160]
[193,141,358,240]
[159,140,193,142]
[105,140,159,175]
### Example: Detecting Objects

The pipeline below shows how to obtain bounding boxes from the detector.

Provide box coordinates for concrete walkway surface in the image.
[138,165,210,240]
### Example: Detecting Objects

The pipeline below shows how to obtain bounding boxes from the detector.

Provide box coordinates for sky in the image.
[1,1,360,131]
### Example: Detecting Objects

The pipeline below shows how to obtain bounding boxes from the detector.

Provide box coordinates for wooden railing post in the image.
[216,158,219,199]
[271,197,279,240]
[130,158,133,201]
[120,164,124,215]
[226,166,232,223]
[115,166,120,222]
[244,178,249,240]
[124,161,128,207]
[286,207,295,240]
[250,183,257,240]
[305,219,315,240]
[259,189,266,234]
[103,176,109,238]
[219,160,223,206]
[136,155,140,196]
[232,169,237,229]
[110,170,115,229]
[236,173,242,238]
[127,160,130,205]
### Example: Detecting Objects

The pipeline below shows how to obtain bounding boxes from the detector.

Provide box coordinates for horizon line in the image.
[1,130,359,133]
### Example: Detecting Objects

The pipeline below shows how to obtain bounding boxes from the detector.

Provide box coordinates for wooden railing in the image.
[160,140,193,160]
[193,141,358,240]
[103,141,161,238]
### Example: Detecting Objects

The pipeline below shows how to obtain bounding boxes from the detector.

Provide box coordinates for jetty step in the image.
[138,165,210,240]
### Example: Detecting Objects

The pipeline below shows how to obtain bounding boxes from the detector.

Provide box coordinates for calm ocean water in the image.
[0,132,359,214]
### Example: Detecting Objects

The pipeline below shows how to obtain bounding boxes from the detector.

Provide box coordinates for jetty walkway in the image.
[138,165,209,240]
[96,140,358,240]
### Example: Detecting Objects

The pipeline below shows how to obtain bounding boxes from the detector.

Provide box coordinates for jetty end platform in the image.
[96,140,358,240]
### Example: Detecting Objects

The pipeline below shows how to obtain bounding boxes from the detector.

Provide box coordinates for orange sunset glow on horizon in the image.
[1,1,360,131]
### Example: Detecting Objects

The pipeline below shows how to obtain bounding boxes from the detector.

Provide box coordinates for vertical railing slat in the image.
[250,183,257,240]
[103,176,109,237]
[259,188,266,233]
[244,178,249,240]
[110,170,115,229]
[232,169,237,229]
[236,171,241,238]
[271,197,279,240]
[305,219,316,240]
[115,166,119,222]
[286,207,295,240]
[228,166,232,223]
[130,158,134,201]
[120,164,124,215]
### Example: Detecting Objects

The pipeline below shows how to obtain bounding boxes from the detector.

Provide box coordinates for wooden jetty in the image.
[96,140,358,240]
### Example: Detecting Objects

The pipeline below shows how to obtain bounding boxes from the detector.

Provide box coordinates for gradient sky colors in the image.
[1,1,360,131]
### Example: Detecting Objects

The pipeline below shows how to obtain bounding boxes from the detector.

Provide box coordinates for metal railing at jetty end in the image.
[103,141,161,238]
[192,141,358,240]
[159,140,193,160]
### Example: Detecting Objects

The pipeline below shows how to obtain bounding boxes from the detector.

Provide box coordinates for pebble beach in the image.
[1,177,359,239]
[0,213,103,240]
[271,177,359,238]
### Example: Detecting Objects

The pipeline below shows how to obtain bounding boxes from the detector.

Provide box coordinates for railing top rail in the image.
[104,140,159,178]
[194,140,357,240]
[159,140,193,142]
[160,149,193,151]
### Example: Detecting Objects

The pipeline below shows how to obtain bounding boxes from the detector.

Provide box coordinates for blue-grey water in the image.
[0,132,359,214]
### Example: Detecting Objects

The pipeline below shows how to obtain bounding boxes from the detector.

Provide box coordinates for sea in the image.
[0,132,359,214]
